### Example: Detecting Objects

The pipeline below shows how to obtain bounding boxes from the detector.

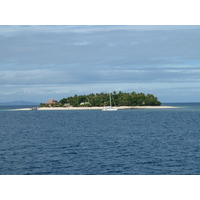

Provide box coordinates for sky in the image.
[1,25,200,103]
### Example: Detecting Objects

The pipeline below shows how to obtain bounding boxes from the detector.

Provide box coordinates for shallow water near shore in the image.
[1,103,200,174]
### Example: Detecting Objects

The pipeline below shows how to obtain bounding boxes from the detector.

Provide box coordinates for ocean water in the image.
[0,103,200,175]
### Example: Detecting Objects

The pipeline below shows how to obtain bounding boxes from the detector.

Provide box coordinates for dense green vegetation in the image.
[47,91,161,107]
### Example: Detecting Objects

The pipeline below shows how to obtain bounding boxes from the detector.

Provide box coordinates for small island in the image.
[15,91,178,111]
[40,91,161,108]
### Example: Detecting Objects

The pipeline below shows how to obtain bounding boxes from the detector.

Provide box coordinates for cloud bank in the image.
[0,25,200,102]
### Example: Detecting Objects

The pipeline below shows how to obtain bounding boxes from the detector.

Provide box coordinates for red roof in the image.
[45,99,57,104]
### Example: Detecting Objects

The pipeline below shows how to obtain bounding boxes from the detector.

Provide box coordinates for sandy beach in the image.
[14,106,179,111]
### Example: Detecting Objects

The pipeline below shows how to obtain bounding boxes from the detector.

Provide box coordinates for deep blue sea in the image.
[1,103,200,175]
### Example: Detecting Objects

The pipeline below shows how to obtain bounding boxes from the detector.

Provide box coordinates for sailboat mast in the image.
[109,92,112,107]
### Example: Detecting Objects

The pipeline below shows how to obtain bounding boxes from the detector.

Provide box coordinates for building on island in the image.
[45,99,57,106]
[80,102,91,106]
[64,103,71,107]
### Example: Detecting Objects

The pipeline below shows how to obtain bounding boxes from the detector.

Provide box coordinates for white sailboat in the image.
[102,93,118,111]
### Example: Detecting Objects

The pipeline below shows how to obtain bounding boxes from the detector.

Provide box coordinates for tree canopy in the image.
[54,91,161,107]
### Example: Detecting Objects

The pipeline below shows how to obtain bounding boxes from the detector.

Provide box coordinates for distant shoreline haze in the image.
[0,101,39,106]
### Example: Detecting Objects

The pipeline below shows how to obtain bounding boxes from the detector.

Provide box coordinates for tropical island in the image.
[40,91,161,107]
[12,91,180,111]
[15,91,179,111]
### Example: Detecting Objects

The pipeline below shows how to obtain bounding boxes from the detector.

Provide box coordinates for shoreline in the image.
[14,106,179,111]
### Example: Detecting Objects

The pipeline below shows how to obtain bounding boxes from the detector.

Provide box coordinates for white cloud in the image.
[1,25,200,37]
[74,41,89,46]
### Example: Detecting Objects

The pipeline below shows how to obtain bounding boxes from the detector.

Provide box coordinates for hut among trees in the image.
[45,99,57,106]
